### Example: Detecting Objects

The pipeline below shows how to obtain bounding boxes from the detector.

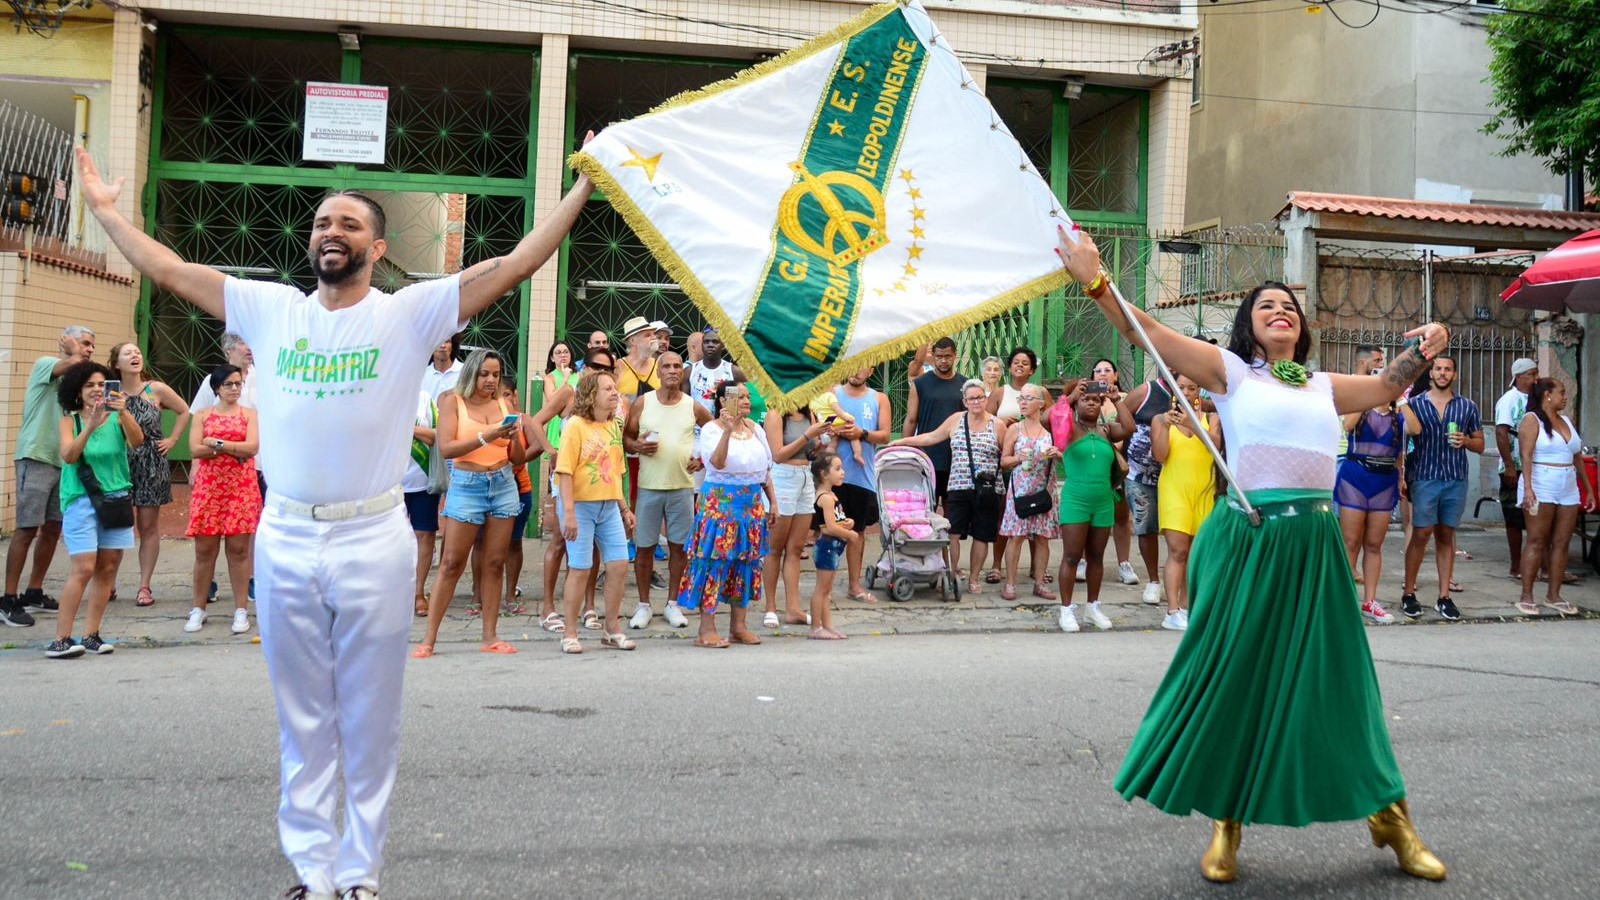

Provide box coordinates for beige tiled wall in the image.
[525,33,570,395]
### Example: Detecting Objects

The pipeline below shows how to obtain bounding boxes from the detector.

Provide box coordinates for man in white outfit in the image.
[78,145,593,900]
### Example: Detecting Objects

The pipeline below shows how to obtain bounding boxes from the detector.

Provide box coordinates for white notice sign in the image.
[303,82,389,164]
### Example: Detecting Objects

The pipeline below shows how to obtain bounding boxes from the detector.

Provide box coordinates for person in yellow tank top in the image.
[1152,373,1222,632]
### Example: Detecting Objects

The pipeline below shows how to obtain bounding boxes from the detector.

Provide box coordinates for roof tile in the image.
[1279,192,1600,233]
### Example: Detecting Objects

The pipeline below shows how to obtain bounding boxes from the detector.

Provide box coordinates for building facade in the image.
[2,0,1197,531]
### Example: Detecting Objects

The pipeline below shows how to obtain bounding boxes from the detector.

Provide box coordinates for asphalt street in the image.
[2,621,1596,899]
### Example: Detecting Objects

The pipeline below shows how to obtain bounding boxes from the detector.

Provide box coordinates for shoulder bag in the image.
[73,414,135,529]
[964,415,1003,512]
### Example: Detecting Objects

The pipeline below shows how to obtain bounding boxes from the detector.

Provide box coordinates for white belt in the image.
[267,486,403,521]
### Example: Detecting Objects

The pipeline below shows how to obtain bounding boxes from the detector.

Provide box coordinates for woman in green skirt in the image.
[1057,225,1450,884]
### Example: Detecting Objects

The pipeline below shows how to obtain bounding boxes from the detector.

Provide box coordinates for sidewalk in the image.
[1,522,1594,652]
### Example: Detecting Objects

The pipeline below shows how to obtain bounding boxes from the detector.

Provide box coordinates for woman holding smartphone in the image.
[108,341,191,608]
[185,364,261,635]
[47,361,143,658]
[415,349,526,657]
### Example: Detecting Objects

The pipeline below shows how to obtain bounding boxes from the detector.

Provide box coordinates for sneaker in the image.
[1175,608,1189,627]
[655,543,668,561]
[1058,605,1080,633]
[1142,582,1163,605]
[282,887,337,900]
[1075,559,1087,581]
[45,638,85,659]
[628,604,652,630]
[208,581,217,600]
[1362,599,1396,625]
[231,609,251,634]
[0,596,35,628]
[248,577,256,600]
[183,607,207,633]
[81,632,115,654]
[21,589,58,612]
[664,602,689,628]
[1161,611,1187,631]
[650,571,667,590]
[1118,561,1139,585]
[1086,602,1113,631]
[1436,597,1462,621]
[1400,593,1423,619]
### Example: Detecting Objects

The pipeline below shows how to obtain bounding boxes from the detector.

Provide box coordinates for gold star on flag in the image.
[904,264,919,277]
[899,169,916,182]
[911,226,926,239]
[621,146,664,183]
[911,207,926,221]
[908,245,924,260]
[893,280,907,291]
[828,120,846,136]
[909,188,923,200]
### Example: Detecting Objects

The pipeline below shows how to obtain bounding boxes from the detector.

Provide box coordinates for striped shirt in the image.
[1408,391,1481,483]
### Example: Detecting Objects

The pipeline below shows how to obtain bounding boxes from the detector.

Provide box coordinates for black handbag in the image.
[1013,489,1052,519]
[964,415,1003,511]
[74,414,135,530]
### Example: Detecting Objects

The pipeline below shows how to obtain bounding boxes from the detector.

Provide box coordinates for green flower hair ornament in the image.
[1270,359,1309,387]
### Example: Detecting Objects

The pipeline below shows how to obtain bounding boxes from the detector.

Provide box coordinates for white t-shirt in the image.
[1210,349,1339,493]
[1494,387,1529,475]
[401,389,435,494]
[225,275,465,504]
[422,359,463,399]
[688,360,734,413]
[191,365,258,411]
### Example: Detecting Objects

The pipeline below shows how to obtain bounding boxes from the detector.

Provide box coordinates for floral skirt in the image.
[676,481,768,614]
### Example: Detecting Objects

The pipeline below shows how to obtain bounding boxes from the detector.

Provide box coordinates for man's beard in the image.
[1431,376,1452,391]
[309,244,369,286]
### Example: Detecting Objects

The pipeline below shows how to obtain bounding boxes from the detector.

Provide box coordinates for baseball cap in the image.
[1509,358,1536,383]
[649,320,671,335]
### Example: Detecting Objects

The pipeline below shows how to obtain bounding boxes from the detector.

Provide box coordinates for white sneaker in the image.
[1118,561,1139,585]
[664,602,689,628]
[628,604,652,630]
[1142,582,1163,605]
[1161,611,1188,631]
[183,607,206,633]
[230,608,250,634]
[1086,602,1114,631]
[1075,559,1087,581]
[1058,605,1080,633]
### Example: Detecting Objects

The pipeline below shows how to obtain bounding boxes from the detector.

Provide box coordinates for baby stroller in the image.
[865,445,961,601]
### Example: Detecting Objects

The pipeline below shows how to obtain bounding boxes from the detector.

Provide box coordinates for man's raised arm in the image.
[76,147,226,320]
[456,170,593,322]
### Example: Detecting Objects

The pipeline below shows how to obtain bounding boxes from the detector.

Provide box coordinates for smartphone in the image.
[105,379,121,396]
[500,414,519,428]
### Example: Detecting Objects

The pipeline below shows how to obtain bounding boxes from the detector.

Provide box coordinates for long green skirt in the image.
[1113,489,1406,826]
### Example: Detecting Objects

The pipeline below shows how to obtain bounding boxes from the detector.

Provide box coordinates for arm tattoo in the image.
[1383,347,1427,392]
[461,258,503,288]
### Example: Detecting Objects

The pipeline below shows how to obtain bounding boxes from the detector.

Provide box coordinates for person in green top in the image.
[2,325,96,629]
[46,361,144,659]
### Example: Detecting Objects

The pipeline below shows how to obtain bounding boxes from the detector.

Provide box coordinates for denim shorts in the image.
[1124,478,1159,536]
[814,534,846,572]
[1410,478,1467,530]
[564,500,630,569]
[62,495,135,556]
[442,466,521,525]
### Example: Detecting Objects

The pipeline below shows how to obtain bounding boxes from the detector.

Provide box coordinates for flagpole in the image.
[1103,279,1261,527]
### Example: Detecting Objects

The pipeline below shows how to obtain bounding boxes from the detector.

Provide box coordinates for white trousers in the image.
[255,503,416,894]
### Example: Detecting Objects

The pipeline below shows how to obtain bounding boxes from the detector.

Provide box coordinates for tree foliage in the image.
[1483,0,1600,187]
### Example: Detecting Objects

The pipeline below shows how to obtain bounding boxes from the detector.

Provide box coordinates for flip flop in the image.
[983,569,1003,584]
[966,580,984,595]
[413,597,428,617]
[1032,583,1058,601]
[481,641,518,654]
[1448,581,1463,593]
[848,590,876,603]
[1001,584,1018,601]
[1543,600,1580,616]
[136,587,155,608]
[411,644,435,659]
[728,630,762,645]
[694,635,730,648]
[1455,549,1474,560]
[1513,600,1540,616]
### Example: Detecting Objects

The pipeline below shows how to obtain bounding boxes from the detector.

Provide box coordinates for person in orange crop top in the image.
[415,349,527,657]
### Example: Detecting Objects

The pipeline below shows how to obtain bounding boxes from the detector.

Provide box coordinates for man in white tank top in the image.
[688,327,739,414]
[624,353,710,630]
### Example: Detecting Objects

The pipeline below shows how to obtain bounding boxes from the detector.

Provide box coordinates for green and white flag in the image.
[571,0,1074,412]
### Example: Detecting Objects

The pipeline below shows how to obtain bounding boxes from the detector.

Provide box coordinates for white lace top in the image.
[697,421,772,485]
[1211,349,1339,492]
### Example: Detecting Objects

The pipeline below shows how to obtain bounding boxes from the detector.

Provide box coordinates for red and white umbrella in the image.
[1502,229,1600,313]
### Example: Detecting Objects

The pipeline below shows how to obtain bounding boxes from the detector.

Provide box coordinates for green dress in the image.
[1112,488,1406,826]
[1057,432,1116,528]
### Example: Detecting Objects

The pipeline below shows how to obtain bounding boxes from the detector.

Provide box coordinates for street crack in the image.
[482,704,596,719]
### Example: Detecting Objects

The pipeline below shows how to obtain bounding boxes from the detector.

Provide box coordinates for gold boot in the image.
[1367,799,1447,881]
[1200,819,1242,883]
